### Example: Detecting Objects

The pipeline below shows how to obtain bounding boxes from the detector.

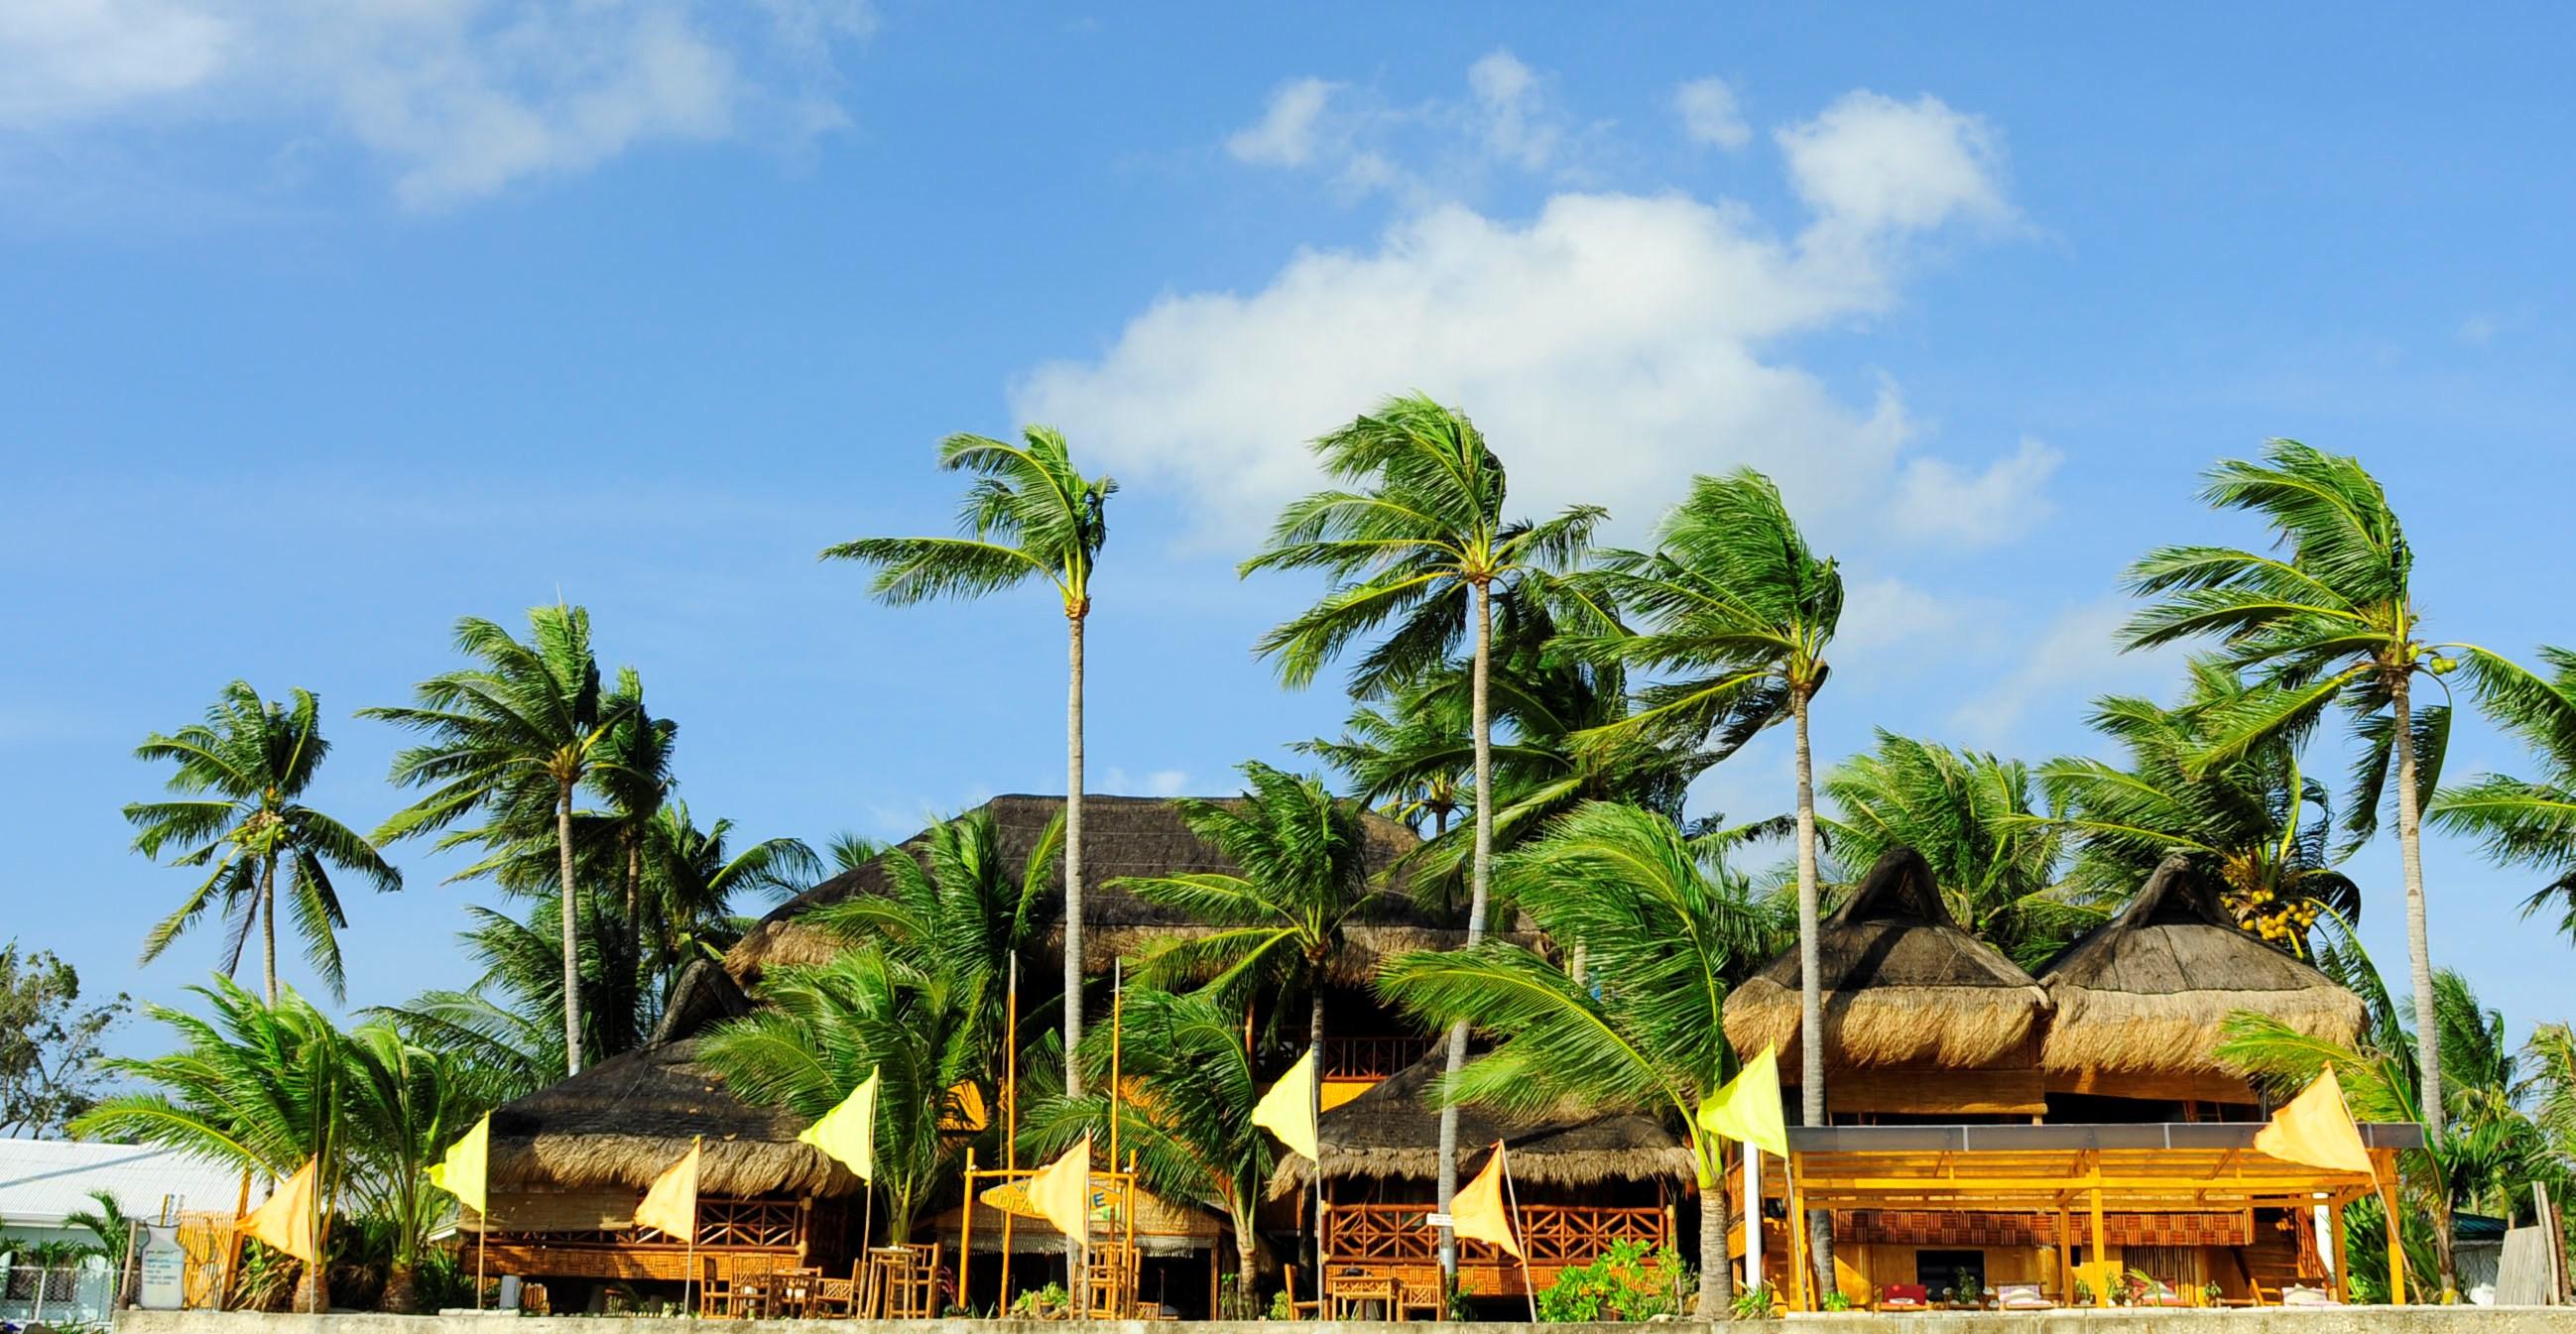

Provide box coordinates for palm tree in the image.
[2035,658,2363,954]
[1116,762,1383,1067]
[73,978,350,1311]
[365,605,637,1076]
[699,949,982,1243]
[2430,645,2576,940]
[1559,468,1840,1282]
[643,802,821,982]
[1379,801,1792,1313]
[797,806,1061,1094]
[1298,680,1470,840]
[2121,440,2493,1137]
[594,667,677,1041]
[61,1189,131,1265]
[1020,987,1275,1297]
[823,428,1113,1097]
[1244,393,1599,1270]
[125,681,402,1002]
[339,1025,498,1311]
[1822,731,2088,969]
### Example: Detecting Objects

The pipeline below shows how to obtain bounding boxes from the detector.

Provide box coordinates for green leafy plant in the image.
[2072,1277,2095,1306]
[1819,1290,1853,1311]
[1729,1280,1779,1320]
[1533,1239,1692,1321]
[1265,1286,1292,1321]
[1011,1281,1070,1318]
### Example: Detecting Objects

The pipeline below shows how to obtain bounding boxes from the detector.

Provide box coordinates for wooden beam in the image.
[2377,1149,2406,1304]
[2329,1198,2349,1304]
[2088,1176,2109,1308]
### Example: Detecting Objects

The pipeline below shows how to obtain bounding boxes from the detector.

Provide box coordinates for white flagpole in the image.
[1744,1146,1763,1295]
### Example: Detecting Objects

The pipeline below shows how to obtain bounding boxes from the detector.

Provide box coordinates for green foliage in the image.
[2432,644,2576,941]
[125,680,401,999]
[1818,1289,1853,1311]
[1728,1280,1780,1320]
[1265,1284,1292,1321]
[60,1188,130,1263]
[1010,1280,1070,1317]
[0,945,127,1137]
[1824,731,2088,969]
[822,426,1115,614]
[1533,1239,1692,1321]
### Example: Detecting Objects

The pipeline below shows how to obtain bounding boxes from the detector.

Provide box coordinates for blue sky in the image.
[4,3,2571,1059]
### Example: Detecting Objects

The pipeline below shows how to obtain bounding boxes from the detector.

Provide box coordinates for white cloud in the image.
[1835,576,1964,655]
[1227,76,1335,167]
[1672,76,1749,150]
[1465,50,1560,172]
[2458,313,2498,346]
[1888,436,2063,546]
[0,1,871,207]
[1778,90,2008,234]
[1950,598,2178,744]
[1103,767,1191,797]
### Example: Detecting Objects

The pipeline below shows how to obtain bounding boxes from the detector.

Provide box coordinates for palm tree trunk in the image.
[1698,1148,1734,1316]
[1236,1228,1260,1316]
[625,826,644,1046]
[2392,671,2450,1296]
[558,785,584,1077]
[260,856,279,1006]
[1436,579,1496,1284]
[1064,607,1087,1101]
[1791,688,1834,1296]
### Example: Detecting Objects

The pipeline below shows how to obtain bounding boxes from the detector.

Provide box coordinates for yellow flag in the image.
[2255,1067,2375,1176]
[1451,1142,1524,1261]
[798,1070,879,1181]
[1027,1137,1092,1241]
[634,1138,701,1240]
[1251,1047,1320,1161]
[1697,1045,1788,1159]
[425,1113,491,1218]
[239,1157,321,1264]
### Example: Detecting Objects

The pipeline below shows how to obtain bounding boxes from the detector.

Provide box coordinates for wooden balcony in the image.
[1321,1034,1431,1082]
[472,1195,812,1281]
[1322,1200,1671,1296]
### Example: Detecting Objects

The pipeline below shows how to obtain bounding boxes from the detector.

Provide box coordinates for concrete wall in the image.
[110,1305,2575,1334]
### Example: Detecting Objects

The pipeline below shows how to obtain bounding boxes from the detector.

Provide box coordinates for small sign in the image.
[1421,1212,1454,1229]
[137,1225,184,1310]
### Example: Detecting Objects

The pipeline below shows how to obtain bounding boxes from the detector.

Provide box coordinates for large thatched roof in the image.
[2036,854,2365,1076]
[1724,847,2051,1070]
[484,1038,856,1198]
[725,793,1451,989]
[1268,1040,1692,1197]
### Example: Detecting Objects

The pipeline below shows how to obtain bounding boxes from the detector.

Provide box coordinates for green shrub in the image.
[1729,1281,1779,1320]
[1011,1281,1070,1317]
[1534,1239,1694,1322]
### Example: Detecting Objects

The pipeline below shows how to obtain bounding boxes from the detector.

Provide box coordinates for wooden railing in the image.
[480,1196,807,1279]
[1321,1034,1432,1081]
[1326,1201,1669,1272]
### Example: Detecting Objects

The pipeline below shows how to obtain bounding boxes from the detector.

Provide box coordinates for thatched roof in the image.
[725,793,1448,989]
[1723,847,2051,1070]
[485,1038,857,1198]
[1268,1040,1692,1197]
[2035,854,2365,1076]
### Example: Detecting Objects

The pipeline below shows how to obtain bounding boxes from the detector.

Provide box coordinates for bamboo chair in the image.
[697,1256,731,1318]
[772,1266,822,1318]
[810,1260,863,1319]
[726,1253,779,1318]
[896,1242,942,1317]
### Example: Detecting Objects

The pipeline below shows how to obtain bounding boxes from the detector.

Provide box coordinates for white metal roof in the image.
[0,1141,268,1229]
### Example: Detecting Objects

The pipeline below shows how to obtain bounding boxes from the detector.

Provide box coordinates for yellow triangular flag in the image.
[1251,1048,1321,1161]
[239,1157,322,1264]
[798,1070,879,1182]
[1451,1141,1524,1261]
[1697,1045,1789,1159]
[2255,1067,2375,1176]
[426,1113,491,1218]
[634,1138,701,1240]
[1027,1137,1092,1241]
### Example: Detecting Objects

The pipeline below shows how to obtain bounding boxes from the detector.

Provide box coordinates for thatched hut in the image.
[1723,847,2052,1115]
[1269,1042,1691,1300]
[2035,853,2366,1108]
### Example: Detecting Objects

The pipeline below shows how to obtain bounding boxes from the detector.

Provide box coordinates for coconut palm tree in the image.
[643,802,821,981]
[1298,680,1470,840]
[1379,801,1792,1313]
[125,681,402,1003]
[61,1189,130,1266]
[365,605,637,1077]
[1557,468,1840,1282]
[2430,645,2576,940]
[1244,393,1600,1270]
[699,948,982,1243]
[824,428,1113,1097]
[73,978,351,1311]
[797,806,1061,1094]
[338,1025,498,1311]
[2121,441,2500,1137]
[1116,762,1383,1066]
[594,667,677,1039]
[1020,987,1276,1298]
[1822,731,2089,969]
[2035,658,2363,955]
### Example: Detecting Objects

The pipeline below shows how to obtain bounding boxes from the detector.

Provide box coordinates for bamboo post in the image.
[2377,1150,2406,1304]
[2055,1208,2072,1304]
[1785,1153,1810,1313]
[2089,1184,2109,1306]
[1743,1144,1762,1295]
[1003,957,1017,1311]
[959,1150,975,1316]
[1499,1149,1538,1322]
[2329,1198,2350,1303]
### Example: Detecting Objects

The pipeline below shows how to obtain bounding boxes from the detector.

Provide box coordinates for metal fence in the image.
[0,1265,121,1327]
